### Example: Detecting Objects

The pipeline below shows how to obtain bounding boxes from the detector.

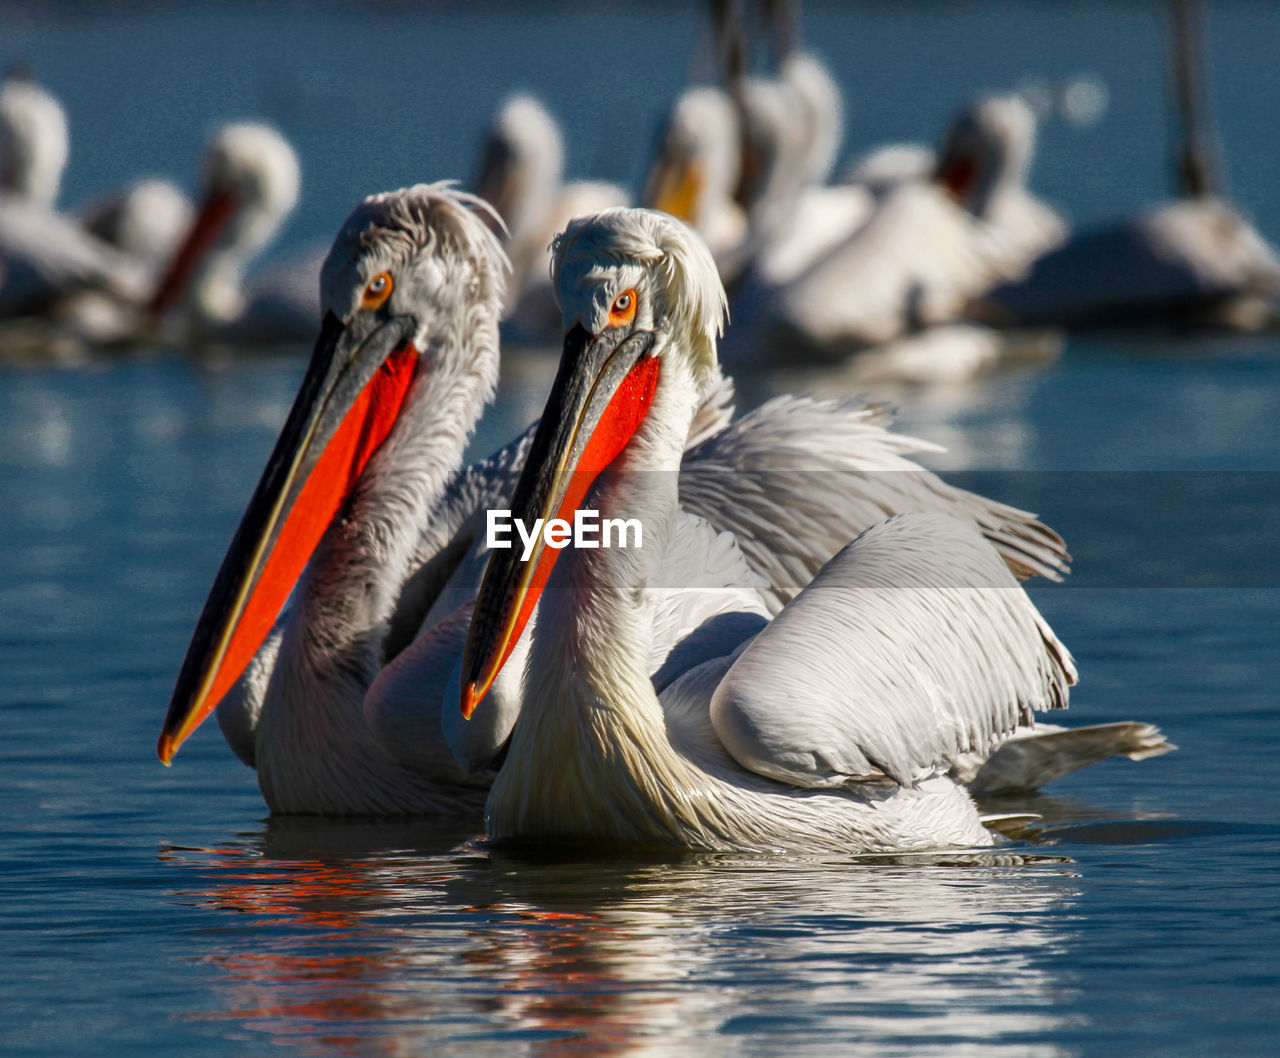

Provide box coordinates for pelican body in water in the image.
[149,122,311,347]
[160,189,1149,818]
[982,0,1280,333]
[460,208,1169,853]
[1,119,304,355]
[723,93,1064,374]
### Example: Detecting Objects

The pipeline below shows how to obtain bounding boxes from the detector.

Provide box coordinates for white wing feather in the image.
[0,198,152,312]
[709,512,1076,790]
[679,392,1069,609]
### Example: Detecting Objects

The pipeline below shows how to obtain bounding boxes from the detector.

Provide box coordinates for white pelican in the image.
[0,72,68,206]
[472,95,627,344]
[982,0,1280,333]
[458,208,1169,852]
[1,121,307,354]
[158,184,513,814]
[981,196,1280,333]
[732,53,875,289]
[159,186,1082,816]
[643,85,747,279]
[723,94,1062,374]
[0,74,157,336]
[148,122,313,347]
[1,69,191,271]
[935,94,1067,288]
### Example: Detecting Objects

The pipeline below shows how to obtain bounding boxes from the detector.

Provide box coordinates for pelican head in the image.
[644,86,741,231]
[82,179,195,269]
[781,53,844,186]
[460,207,725,716]
[158,183,507,764]
[472,94,563,242]
[150,122,301,323]
[0,73,69,206]
[552,207,725,380]
[934,94,1036,218]
[733,74,817,226]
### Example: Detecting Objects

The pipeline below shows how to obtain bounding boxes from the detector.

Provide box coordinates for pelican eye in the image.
[608,289,637,328]
[361,271,394,310]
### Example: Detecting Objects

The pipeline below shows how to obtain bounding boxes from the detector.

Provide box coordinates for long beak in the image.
[934,138,980,211]
[459,323,659,718]
[148,187,240,318]
[157,310,420,764]
[645,155,703,225]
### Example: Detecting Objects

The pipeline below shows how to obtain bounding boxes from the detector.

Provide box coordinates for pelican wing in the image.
[679,392,1069,613]
[772,182,987,351]
[986,198,1280,328]
[0,198,151,312]
[646,511,770,692]
[709,512,1075,790]
[974,189,1068,286]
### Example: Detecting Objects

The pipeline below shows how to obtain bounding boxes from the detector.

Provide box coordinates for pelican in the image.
[1,69,192,268]
[980,198,1280,332]
[157,184,510,814]
[472,94,627,344]
[722,93,1062,374]
[842,93,1067,283]
[159,185,1084,816]
[0,72,68,206]
[732,53,875,288]
[935,94,1066,288]
[459,208,1169,852]
[1,121,307,354]
[644,54,870,289]
[643,85,747,279]
[981,0,1280,333]
[149,121,313,348]
[0,74,157,338]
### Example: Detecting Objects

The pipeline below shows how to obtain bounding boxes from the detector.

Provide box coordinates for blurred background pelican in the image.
[2,0,1277,373]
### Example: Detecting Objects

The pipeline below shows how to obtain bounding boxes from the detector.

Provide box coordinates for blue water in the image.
[4,2,1280,1055]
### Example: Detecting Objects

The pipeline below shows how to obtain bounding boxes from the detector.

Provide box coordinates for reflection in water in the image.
[162,818,1084,1056]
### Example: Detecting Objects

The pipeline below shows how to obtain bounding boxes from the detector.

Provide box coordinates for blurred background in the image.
[2,0,1269,245]
[2,0,1276,285]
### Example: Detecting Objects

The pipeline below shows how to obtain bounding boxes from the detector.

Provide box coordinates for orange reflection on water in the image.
[164,848,416,1055]
[161,825,1081,1056]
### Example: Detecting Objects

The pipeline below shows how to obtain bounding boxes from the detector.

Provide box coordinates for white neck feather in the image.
[485,358,736,843]
[254,325,497,814]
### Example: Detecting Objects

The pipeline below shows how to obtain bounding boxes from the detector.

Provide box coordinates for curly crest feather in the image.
[551,208,728,385]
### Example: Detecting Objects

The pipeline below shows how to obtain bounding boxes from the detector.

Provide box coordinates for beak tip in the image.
[157,733,177,766]
[461,682,481,721]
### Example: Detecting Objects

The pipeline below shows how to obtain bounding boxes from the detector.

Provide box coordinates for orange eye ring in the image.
[361,271,394,311]
[608,288,637,328]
